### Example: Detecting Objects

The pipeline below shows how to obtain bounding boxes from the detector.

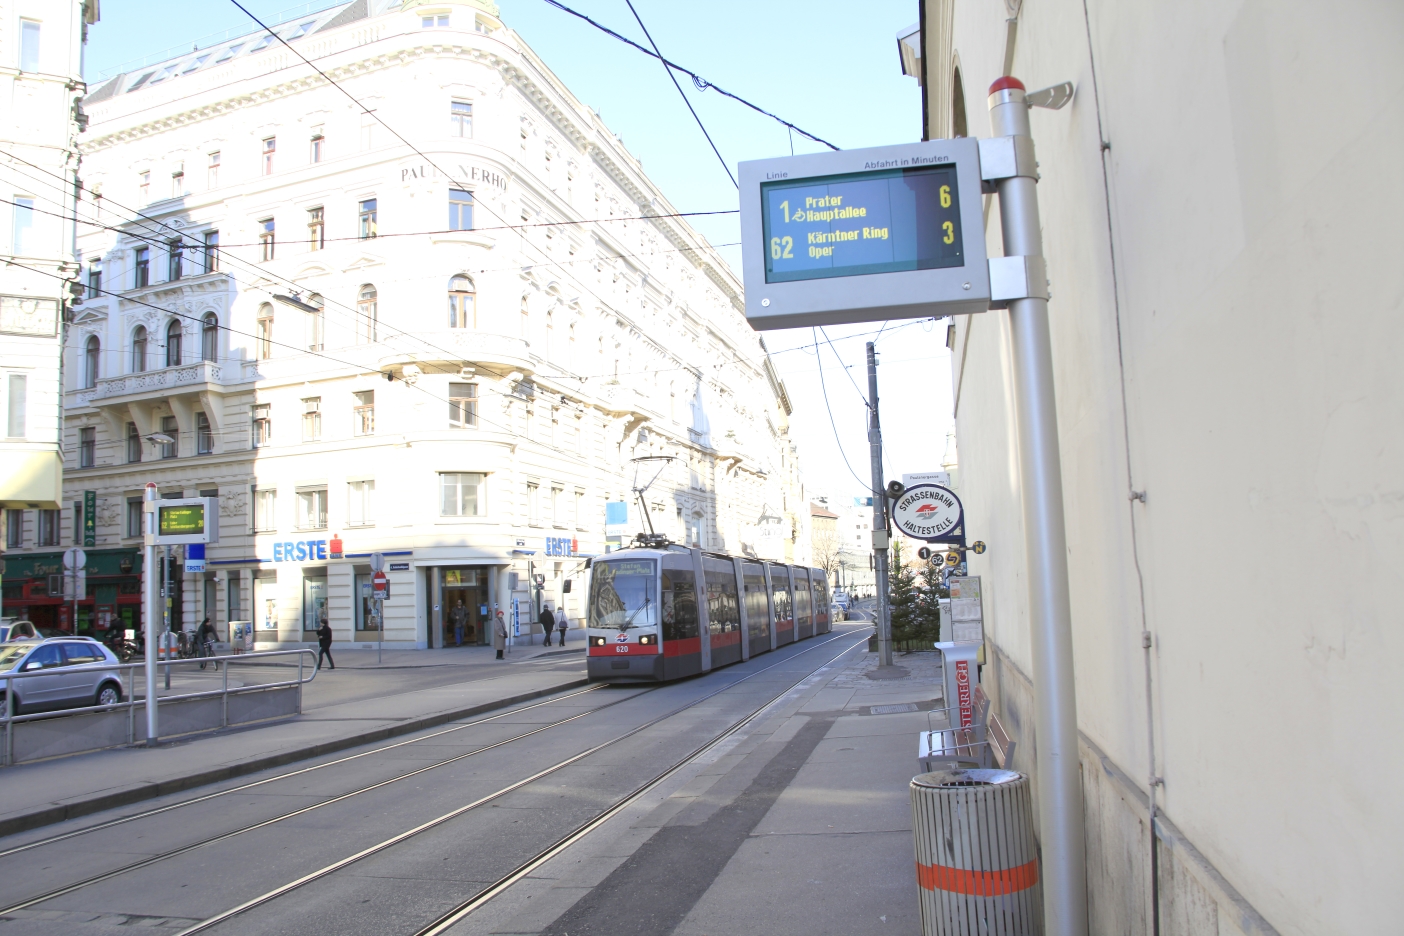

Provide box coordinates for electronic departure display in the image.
[760,164,964,284]
[738,139,990,330]
[159,503,205,536]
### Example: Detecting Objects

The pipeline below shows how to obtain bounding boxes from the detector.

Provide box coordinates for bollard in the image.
[911,768,1042,935]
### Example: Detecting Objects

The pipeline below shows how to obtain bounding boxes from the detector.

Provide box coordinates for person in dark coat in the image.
[539,603,555,646]
[317,620,335,670]
[494,611,507,659]
[197,617,217,670]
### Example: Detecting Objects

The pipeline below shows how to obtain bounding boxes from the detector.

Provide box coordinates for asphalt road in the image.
[0,625,869,936]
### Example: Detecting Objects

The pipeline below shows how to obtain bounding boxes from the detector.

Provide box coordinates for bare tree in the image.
[811,523,843,585]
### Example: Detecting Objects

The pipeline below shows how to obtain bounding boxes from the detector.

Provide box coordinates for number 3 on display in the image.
[942,221,955,245]
[770,236,794,260]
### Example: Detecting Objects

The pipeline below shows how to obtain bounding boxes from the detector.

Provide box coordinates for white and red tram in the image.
[586,545,832,682]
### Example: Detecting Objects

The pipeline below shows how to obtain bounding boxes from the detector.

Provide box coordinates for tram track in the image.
[169,630,868,936]
[0,683,654,918]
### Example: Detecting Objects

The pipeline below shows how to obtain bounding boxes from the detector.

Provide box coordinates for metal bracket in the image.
[979,134,1038,192]
[1026,81,1074,110]
[987,255,1049,308]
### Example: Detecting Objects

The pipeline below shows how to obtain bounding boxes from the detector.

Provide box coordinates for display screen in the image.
[159,503,205,536]
[761,163,964,284]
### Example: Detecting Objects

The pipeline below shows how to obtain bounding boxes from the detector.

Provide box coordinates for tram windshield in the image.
[589,559,658,629]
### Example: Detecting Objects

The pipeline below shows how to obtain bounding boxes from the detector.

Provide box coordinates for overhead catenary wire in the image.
[538,0,838,151]
[811,328,870,491]
[621,0,736,189]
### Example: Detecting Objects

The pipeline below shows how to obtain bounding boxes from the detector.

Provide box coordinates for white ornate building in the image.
[16,0,807,648]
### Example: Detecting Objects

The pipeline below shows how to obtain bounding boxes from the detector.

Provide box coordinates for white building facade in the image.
[1,0,98,527]
[25,0,803,649]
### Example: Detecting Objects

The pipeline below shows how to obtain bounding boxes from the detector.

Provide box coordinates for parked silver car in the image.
[0,638,124,715]
[0,620,40,642]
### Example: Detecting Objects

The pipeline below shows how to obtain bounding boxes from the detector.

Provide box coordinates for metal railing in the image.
[1,648,318,767]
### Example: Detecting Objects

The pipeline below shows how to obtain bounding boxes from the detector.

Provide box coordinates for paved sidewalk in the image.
[464,646,952,936]
[0,649,588,839]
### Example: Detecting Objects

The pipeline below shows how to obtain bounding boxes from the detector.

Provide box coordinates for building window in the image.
[10,196,34,255]
[358,198,377,238]
[256,304,273,360]
[302,397,321,442]
[167,240,183,280]
[451,100,472,137]
[227,571,242,621]
[126,422,141,462]
[307,207,324,250]
[551,486,563,527]
[306,295,324,352]
[574,489,584,529]
[252,403,271,447]
[134,247,150,287]
[171,166,184,198]
[448,275,475,328]
[201,313,218,361]
[125,498,142,537]
[139,171,150,201]
[353,390,374,436]
[253,488,276,531]
[526,481,540,525]
[296,488,328,530]
[196,412,213,454]
[262,137,276,174]
[130,326,147,373]
[440,473,484,517]
[258,218,275,261]
[87,262,102,298]
[82,335,100,389]
[449,382,477,428]
[37,509,59,547]
[19,19,40,72]
[348,479,374,526]
[356,284,377,344]
[207,151,220,188]
[6,374,26,438]
[203,230,219,272]
[165,319,182,367]
[5,509,22,547]
[309,129,324,163]
[448,189,473,231]
[160,415,177,458]
[79,427,96,467]
[422,13,449,27]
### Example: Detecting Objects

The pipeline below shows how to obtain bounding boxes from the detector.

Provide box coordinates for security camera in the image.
[885,480,905,499]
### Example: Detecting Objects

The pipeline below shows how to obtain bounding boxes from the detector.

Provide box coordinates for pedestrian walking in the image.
[317,620,335,670]
[494,611,507,659]
[451,600,467,647]
[555,607,568,647]
[539,603,556,646]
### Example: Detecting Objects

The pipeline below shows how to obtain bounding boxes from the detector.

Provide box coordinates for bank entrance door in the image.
[440,567,485,647]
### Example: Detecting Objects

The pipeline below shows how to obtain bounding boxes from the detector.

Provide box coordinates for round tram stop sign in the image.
[890,484,964,543]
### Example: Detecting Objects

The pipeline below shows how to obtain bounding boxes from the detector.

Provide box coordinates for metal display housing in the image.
[739,138,989,330]
[149,497,219,545]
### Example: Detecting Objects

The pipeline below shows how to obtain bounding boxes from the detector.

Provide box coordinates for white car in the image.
[1,638,125,715]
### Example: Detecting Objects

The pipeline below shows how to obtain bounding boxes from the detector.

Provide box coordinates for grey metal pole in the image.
[987,76,1088,936]
[163,545,172,690]
[865,342,893,667]
[143,484,159,745]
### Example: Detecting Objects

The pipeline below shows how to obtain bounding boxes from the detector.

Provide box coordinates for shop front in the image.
[0,549,143,638]
[433,566,491,647]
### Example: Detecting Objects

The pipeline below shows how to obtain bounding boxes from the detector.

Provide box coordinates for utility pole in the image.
[142,482,159,745]
[988,76,1088,936]
[866,342,893,667]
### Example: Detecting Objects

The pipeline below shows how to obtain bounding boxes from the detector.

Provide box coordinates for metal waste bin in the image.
[911,768,1041,935]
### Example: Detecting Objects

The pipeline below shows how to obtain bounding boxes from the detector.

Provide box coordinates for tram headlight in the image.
[638,634,655,645]
[590,636,607,647]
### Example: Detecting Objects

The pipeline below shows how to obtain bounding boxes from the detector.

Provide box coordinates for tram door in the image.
[742,562,771,659]
[769,564,794,647]
[702,557,742,669]
[661,558,702,679]
[793,567,813,640]
[812,572,831,634]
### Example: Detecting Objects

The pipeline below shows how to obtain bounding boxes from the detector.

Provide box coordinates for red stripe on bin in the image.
[916,859,1039,896]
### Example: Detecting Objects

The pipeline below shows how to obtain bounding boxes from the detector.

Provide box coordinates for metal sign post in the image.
[369,553,385,665]
[63,547,86,635]
[987,76,1087,935]
[142,483,159,745]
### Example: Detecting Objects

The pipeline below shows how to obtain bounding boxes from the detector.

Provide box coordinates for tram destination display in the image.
[739,138,989,330]
[151,497,220,545]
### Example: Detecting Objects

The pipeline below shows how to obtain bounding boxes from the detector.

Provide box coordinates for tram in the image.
[585,543,832,682]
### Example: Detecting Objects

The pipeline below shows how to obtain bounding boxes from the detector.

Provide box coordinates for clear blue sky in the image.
[84,0,956,505]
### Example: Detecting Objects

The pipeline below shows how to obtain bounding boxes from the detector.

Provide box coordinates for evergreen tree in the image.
[888,539,921,645]
[916,558,949,645]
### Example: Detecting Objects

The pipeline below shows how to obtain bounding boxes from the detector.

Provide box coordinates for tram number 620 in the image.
[615,645,629,653]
